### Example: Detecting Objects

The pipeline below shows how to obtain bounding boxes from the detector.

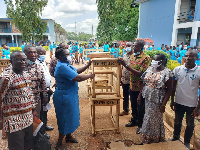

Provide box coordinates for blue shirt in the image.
[53,43,56,48]
[49,44,53,51]
[79,47,83,53]
[21,44,25,52]
[104,44,109,52]
[74,45,78,52]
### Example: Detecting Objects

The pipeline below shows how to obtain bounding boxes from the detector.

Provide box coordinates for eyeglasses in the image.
[14,58,27,62]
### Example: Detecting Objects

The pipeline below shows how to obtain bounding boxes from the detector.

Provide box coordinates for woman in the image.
[1,44,10,59]
[53,47,95,150]
[137,53,173,144]
[171,47,177,60]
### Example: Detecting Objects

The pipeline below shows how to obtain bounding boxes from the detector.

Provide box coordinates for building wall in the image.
[48,20,55,43]
[194,0,200,21]
[138,0,176,48]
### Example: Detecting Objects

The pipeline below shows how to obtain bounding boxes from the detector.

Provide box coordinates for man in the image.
[171,49,200,149]
[0,51,36,150]
[21,41,25,52]
[49,42,53,59]
[79,44,84,64]
[118,40,151,134]
[23,45,49,138]
[74,42,79,63]
[36,46,54,132]
[120,42,133,116]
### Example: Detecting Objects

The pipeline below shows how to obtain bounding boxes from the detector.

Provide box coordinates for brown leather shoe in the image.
[119,111,129,116]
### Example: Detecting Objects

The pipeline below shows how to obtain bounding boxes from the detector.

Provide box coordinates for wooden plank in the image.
[90,99,120,106]
[95,128,118,132]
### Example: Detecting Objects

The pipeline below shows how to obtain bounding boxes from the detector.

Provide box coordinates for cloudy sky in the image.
[0,0,99,34]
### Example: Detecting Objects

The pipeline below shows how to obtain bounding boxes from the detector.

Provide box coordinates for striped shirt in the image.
[0,70,35,133]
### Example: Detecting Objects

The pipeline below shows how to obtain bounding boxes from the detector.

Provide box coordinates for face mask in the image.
[38,55,46,62]
[134,52,141,56]
[126,47,132,53]
[27,59,35,65]
[65,55,72,63]
[151,60,162,68]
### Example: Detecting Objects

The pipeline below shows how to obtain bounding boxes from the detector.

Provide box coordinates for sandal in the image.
[55,142,67,150]
[65,137,78,143]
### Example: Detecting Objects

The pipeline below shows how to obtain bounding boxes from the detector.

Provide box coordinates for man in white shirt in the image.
[36,46,54,134]
[171,49,200,149]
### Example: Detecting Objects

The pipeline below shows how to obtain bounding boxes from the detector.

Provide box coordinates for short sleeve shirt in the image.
[79,47,83,53]
[173,64,200,107]
[121,53,131,84]
[129,52,151,91]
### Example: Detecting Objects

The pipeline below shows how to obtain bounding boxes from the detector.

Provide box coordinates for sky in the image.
[0,0,99,35]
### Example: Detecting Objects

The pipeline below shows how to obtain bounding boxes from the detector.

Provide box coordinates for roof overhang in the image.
[134,0,149,3]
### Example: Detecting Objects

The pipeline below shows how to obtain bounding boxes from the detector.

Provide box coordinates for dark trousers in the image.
[130,90,145,127]
[40,93,48,134]
[122,83,130,112]
[173,103,195,144]
[6,124,33,150]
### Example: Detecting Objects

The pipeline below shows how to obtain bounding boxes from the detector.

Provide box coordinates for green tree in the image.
[4,0,48,42]
[96,0,139,43]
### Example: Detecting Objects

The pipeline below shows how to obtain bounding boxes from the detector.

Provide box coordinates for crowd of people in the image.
[119,40,200,149]
[0,39,200,150]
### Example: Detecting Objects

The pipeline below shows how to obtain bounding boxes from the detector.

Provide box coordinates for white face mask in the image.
[66,55,72,63]
[126,47,132,53]
[151,60,162,68]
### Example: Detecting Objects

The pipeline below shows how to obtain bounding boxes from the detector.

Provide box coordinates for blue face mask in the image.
[134,52,141,56]
[38,55,46,62]
[27,59,35,65]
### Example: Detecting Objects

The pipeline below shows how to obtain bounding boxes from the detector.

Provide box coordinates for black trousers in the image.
[173,103,195,144]
[6,124,33,150]
[130,90,145,127]
[122,83,130,112]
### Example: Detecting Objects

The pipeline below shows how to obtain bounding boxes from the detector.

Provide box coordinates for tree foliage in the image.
[4,0,48,42]
[96,0,139,43]
[67,32,93,42]
[54,22,68,36]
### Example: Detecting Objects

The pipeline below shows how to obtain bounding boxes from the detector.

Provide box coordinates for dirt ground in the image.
[0,51,198,150]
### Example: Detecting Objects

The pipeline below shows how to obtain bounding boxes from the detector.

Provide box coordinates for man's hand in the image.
[88,60,92,66]
[170,101,176,111]
[160,106,165,113]
[32,109,38,117]
[89,74,95,79]
[47,89,53,96]
[192,107,198,117]
[118,58,126,67]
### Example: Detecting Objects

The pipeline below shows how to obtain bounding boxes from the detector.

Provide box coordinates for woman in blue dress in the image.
[53,47,95,150]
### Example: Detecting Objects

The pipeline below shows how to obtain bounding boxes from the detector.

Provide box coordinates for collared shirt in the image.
[121,53,131,84]
[173,64,200,107]
[129,52,151,91]
[26,61,47,103]
[0,70,35,133]
[36,59,51,88]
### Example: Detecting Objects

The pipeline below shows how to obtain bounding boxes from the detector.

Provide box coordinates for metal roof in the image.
[134,0,149,3]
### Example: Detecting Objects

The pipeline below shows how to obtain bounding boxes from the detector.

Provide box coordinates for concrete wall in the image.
[138,0,176,48]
